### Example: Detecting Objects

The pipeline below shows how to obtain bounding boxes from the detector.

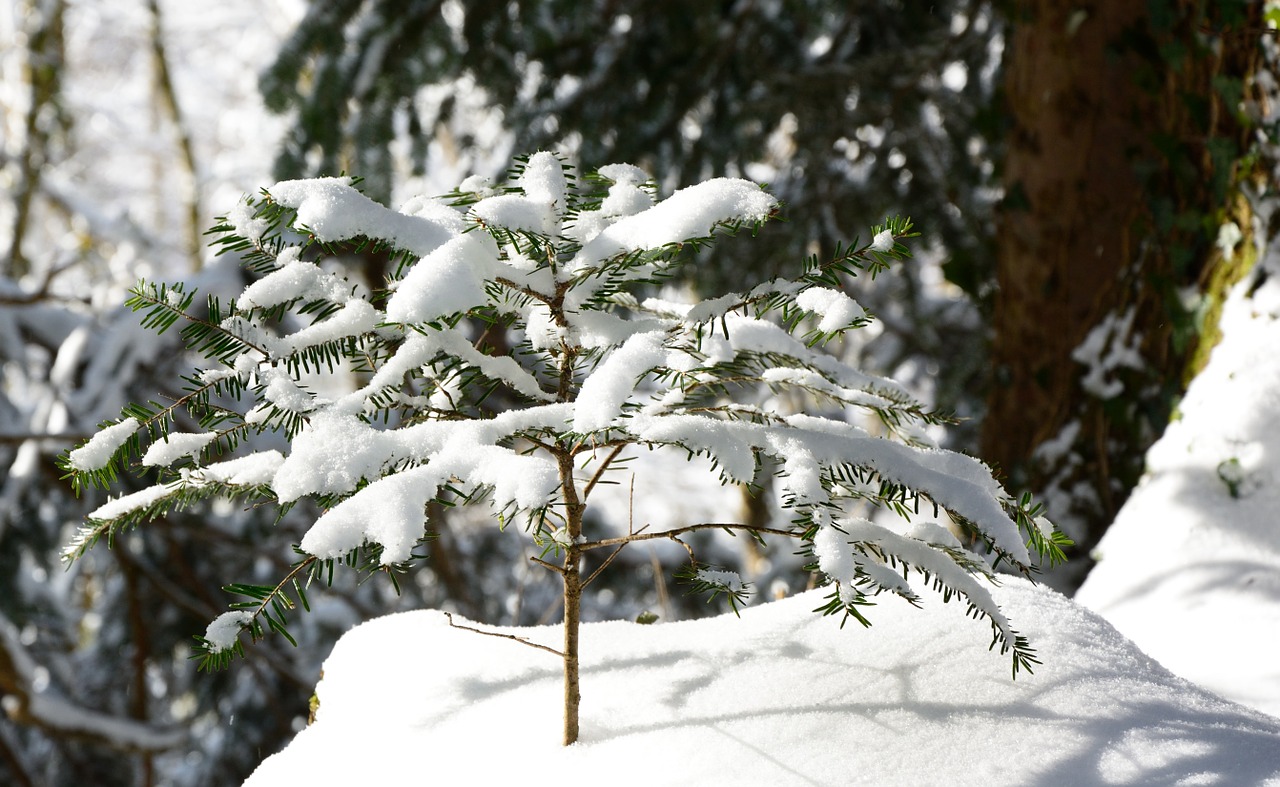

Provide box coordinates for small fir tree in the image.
[61,153,1067,745]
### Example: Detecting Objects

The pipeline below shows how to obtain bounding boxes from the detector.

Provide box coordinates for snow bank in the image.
[245,581,1280,786]
[1077,269,1280,718]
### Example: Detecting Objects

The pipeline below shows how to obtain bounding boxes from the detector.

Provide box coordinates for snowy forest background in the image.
[1,1,1278,784]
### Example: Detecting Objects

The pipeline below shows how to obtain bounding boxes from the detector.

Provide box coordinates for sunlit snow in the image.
[66,417,139,472]
[245,580,1280,786]
[1077,260,1280,718]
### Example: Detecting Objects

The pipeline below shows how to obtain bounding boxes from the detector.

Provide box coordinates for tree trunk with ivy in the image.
[984,0,1264,589]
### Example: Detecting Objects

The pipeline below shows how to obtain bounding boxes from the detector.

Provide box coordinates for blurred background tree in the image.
[988,0,1264,585]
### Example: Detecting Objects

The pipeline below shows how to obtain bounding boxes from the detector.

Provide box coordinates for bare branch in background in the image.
[4,0,67,280]
[147,0,203,270]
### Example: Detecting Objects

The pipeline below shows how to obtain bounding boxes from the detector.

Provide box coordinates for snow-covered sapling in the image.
[61,153,1068,745]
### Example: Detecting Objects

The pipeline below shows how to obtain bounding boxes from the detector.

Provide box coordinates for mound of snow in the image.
[246,580,1280,786]
[1078,269,1280,718]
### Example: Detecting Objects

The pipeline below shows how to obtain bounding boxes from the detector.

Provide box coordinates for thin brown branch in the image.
[529,555,566,575]
[585,526,654,593]
[569,438,632,457]
[443,612,563,658]
[248,556,317,622]
[581,443,627,500]
[648,547,672,619]
[668,532,697,564]
[585,478,647,589]
[581,522,797,552]
[494,276,555,306]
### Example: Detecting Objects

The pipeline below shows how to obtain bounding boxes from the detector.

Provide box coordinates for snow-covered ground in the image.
[244,259,1280,784]
[246,578,1280,786]
[1076,253,1280,719]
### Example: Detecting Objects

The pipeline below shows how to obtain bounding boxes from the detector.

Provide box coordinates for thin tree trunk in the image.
[561,547,582,745]
[120,554,155,787]
[6,0,65,280]
[557,449,584,745]
[147,0,202,270]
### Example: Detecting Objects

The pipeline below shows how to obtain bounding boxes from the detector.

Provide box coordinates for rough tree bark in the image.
[984,0,1263,589]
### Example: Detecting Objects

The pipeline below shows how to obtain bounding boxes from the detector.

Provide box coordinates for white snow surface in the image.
[571,329,668,432]
[86,481,181,522]
[518,151,568,204]
[246,579,1280,786]
[279,299,379,355]
[204,610,253,654]
[384,232,498,324]
[237,256,353,310]
[286,405,569,564]
[269,177,463,256]
[84,449,284,524]
[574,178,777,271]
[67,417,139,471]
[795,286,866,332]
[141,431,218,467]
[870,228,895,252]
[469,193,558,235]
[1077,269,1280,718]
[193,450,283,486]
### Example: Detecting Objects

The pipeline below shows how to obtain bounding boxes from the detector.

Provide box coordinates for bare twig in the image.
[582,541,627,589]
[581,443,627,500]
[570,438,632,457]
[443,612,563,658]
[668,533,697,564]
[583,475,647,588]
[649,547,672,620]
[246,556,317,623]
[529,555,566,575]
[581,521,797,552]
[494,276,555,306]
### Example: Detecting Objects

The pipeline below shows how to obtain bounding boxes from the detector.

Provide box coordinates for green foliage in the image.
[677,565,753,616]
[62,154,1063,690]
